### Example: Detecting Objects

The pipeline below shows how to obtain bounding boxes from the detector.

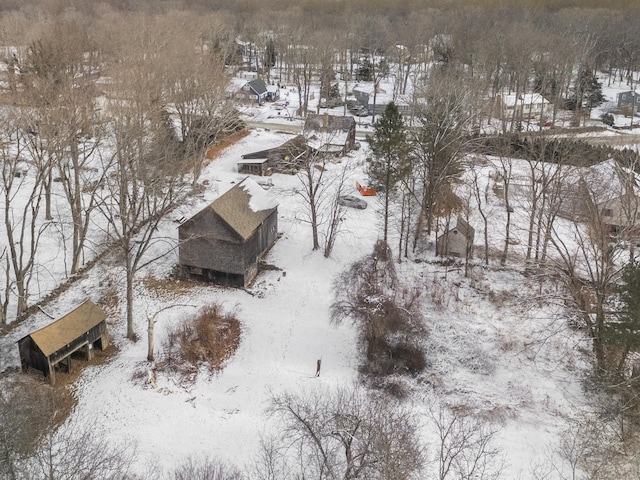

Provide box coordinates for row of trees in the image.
[0,18,238,338]
[0,2,634,122]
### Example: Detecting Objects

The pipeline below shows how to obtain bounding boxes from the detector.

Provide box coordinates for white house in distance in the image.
[494,92,551,125]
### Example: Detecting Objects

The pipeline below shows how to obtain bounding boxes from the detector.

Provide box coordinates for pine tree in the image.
[606,261,640,370]
[570,65,604,111]
[366,102,410,244]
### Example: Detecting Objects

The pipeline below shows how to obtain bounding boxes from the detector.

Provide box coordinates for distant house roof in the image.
[207,177,278,240]
[303,114,355,153]
[247,79,267,95]
[584,158,640,204]
[453,217,474,238]
[500,93,549,108]
[241,135,307,160]
[25,300,106,357]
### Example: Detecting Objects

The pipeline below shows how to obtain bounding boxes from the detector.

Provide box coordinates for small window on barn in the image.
[603,208,613,217]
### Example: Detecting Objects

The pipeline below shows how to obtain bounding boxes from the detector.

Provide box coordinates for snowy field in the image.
[0,126,594,478]
[2,74,640,478]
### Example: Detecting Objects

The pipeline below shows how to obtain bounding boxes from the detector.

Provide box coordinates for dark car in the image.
[349,104,369,117]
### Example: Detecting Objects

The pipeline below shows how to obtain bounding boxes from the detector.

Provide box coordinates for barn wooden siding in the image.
[179,178,278,287]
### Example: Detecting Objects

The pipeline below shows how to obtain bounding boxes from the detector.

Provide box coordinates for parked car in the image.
[349,104,369,116]
[338,195,368,209]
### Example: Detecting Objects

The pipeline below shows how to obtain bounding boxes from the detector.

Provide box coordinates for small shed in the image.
[239,135,308,174]
[18,300,109,385]
[179,177,279,287]
[436,217,475,259]
[238,157,271,176]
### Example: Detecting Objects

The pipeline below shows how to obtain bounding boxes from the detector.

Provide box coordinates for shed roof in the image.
[453,216,474,237]
[241,135,307,160]
[207,177,278,240]
[23,300,106,357]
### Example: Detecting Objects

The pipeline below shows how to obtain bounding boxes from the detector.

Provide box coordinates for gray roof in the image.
[208,178,277,240]
[248,79,268,95]
[21,300,106,357]
[453,216,474,237]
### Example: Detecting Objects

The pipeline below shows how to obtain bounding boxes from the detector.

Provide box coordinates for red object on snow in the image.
[356,181,376,196]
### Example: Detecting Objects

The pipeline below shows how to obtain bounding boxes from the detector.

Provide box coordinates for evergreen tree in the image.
[367,102,410,244]
[570,65,604,111]
[606,261,640,371]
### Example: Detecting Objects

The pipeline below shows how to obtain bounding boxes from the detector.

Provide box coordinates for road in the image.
[245,120,373,140]
[246,120,640,146]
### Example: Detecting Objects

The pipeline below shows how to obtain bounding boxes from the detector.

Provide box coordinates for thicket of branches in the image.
[478,134,640,169]
[331,241,427,391]
[160,304,241,379]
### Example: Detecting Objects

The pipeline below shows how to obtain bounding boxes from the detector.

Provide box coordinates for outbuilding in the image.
[179,177,279,287]
[17,300,109,385]
[436,217,475,259]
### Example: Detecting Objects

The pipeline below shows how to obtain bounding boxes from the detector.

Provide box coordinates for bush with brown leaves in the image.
[162,304,241,377]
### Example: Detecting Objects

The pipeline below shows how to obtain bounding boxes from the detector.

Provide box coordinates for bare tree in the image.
[430,403,504,480]
[496,155,514,266]
[469,161,492,266]
[98,49,188,339]
[549,162,626,373]
[322,163,352,258]
[171,456,244,480]
[27,419,137,480]
[0,375,136,480]
[0,111,50,319]
[259,385,425,480]
[160,17,240,185]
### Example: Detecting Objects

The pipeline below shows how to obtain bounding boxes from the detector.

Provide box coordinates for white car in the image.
[338,195,367,209]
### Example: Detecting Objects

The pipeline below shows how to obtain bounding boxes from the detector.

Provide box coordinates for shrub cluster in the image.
[162,304,241,376]
[332,241,427,384]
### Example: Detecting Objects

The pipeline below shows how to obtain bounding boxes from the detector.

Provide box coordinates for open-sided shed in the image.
[18,300,109,384]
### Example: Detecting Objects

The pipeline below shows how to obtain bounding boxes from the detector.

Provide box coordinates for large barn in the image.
[17,300,109,385]
[179,177,279,287]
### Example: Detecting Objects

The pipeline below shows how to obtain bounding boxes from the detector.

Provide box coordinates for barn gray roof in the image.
[208,177,278,241]
[23,300,106,357]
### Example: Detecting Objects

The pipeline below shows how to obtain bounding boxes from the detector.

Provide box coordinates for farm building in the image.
[17,300,109,385]
[237,157,271,176]
[557,159,640,236]
[303,114,357,156]
[436,217,475,259]
[179,177,278,287]
[239,135,308,175]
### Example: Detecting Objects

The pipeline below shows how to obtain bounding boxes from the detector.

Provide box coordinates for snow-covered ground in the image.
[4,71,640,478]
[0,125,594,478]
